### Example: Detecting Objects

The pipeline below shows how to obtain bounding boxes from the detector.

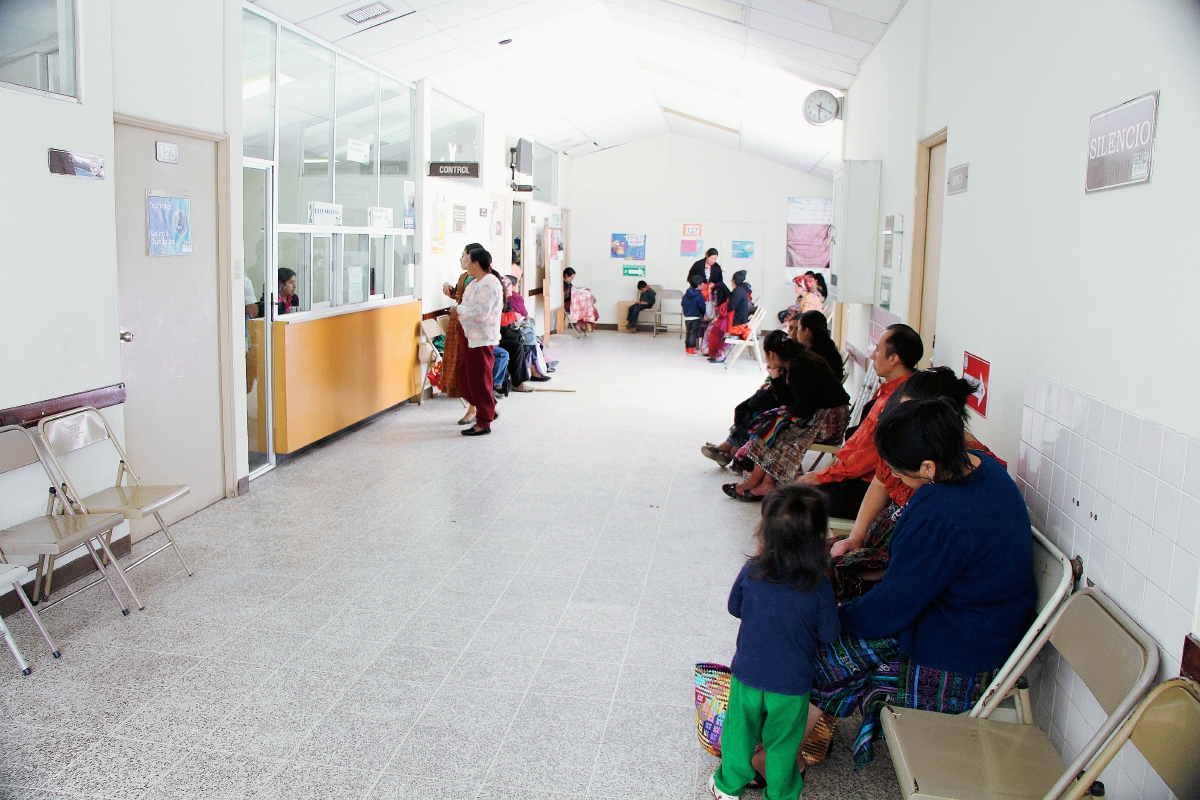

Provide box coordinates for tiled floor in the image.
[0,331,900,800]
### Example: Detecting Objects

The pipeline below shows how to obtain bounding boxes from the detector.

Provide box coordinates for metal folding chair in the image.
[0,563,60,675]
[0,424,134,613]
[881,588,1159,800]
[652,289,684,337]
[36,407,193,584]
[723,306,767,375]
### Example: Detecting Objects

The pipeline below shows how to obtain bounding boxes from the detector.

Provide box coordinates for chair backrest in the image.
[1065,678,1200,800]
[436,314,450,335]
[972,526,1072,716]
[658,289,683,301]
[997,588,1159,800]
[746,305,767,333]
[0,425,42,475]
[38,408,111,458]
[420,318,443,339]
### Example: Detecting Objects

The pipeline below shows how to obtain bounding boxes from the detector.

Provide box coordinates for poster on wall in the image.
[610,233,645,261]
[732,240,755,259]
[431,193,446,255]
[452,205,467,233]
[48,148,105,179]
[403,180,415,230]
[785,197,833,277]
[963,353,991,417]
[680,239,703,256]
[146,191,191,256]
[548,228,564,260]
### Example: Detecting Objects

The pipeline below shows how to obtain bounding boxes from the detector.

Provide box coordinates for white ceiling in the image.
[249,0,904,178]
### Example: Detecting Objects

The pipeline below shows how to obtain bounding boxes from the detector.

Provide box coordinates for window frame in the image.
[0,0,81,102]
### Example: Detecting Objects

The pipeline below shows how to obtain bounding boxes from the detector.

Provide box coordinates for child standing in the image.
[682,273,706,354]
[710,486,840,800]
[625,280,657,331]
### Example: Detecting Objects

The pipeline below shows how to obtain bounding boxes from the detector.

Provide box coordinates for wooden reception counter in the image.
[268,299,421,454]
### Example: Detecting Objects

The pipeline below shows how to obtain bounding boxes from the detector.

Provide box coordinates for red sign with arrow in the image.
[963,352,990,417]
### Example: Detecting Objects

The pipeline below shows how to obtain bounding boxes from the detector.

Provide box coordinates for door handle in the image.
[119,331,134,342]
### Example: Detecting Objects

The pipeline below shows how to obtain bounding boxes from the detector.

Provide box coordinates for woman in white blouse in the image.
[449,247,505,436]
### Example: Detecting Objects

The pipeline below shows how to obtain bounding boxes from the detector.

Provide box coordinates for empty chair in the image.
[880,587,1159,800]
[723,305,767,374]
[653,289,684,337]
[417,317,445,405]
[37,407,193,583]
[0,563,60,675]
[1064,676,1200,800]
[0,424,134,612]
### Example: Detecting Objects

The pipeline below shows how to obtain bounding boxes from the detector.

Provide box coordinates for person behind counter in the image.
[258,267,300,317]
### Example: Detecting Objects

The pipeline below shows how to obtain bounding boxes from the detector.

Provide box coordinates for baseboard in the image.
[1,535,133,618]
[595,323,618,331]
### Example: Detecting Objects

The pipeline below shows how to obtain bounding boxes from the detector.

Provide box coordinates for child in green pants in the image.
[710,486,840,800]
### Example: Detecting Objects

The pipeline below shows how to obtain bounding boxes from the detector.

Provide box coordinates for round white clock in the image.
[803,90,841,126]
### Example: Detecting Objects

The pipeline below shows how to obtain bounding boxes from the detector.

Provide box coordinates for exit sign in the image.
[623,265,645,277]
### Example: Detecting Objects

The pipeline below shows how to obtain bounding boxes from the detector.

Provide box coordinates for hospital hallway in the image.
[0,332,901,800]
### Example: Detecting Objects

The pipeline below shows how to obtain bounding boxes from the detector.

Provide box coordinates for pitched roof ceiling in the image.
[248,0,904,178]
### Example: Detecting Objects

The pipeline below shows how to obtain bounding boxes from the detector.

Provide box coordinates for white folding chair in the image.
[653,289,684,337]
[0,424,134,612]
[0,563,60,675]
[37,407,193,586]
[417,317,444,406]
[723,305,767,375]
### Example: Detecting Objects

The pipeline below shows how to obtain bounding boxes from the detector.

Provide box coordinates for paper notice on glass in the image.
[348,267,364,304]
[346,139,371,165]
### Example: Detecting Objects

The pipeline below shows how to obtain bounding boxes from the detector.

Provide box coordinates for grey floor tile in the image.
[155,750,284,800]
[529,658,623,700]
[256,762,378,800]
[0,726,99,790]
[613,663,695,708]
[544,628,630,663]
[368,773,481,800]
[587,702,697,799]
[414,684,525,734]
[49,738,183,799]
[485,694,612,793]
[391,615,483,651]
[443,650,539,693]
[283,630,388,674]
[466,620,556,658]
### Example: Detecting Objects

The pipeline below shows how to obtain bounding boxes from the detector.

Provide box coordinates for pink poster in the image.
[786,197,833,269]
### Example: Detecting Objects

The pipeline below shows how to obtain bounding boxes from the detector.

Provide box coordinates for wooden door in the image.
[918,141,947,367]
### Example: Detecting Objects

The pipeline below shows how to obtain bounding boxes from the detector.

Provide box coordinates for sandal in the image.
[701,445,732,466]
[457,416,476,425]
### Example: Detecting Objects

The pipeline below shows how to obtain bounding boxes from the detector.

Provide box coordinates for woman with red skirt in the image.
[450,247,504,436]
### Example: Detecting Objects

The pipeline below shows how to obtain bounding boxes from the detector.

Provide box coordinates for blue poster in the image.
[147,195,192,256]
[610,233,646,261]
[731,240,755,258]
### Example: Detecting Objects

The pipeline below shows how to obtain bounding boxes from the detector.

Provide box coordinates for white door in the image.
[918,141,947,367]
[114,122,225,538]
[721,221,767,296]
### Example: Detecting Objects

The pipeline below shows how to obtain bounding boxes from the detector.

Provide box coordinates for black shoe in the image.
[461,427,491,436]
[528,375,551,382]
[546,361,559,369]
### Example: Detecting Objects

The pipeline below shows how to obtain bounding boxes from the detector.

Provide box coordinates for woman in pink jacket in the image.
[450,247,505,436]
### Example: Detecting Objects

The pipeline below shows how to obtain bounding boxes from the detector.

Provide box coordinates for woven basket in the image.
[695,662,732,757]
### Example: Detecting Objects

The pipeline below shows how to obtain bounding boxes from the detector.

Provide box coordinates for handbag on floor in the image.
[695,662,732,757]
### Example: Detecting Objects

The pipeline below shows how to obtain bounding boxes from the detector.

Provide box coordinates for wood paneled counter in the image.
[271,300,421,453]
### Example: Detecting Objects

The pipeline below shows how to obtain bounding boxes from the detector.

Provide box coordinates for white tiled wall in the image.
[1015,373,1200,800]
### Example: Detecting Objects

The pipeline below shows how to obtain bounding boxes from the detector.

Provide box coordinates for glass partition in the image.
[431,90,481,184]
[242,11,276,161]
[334,56,378,227]
[393,234,416,298]
[243,165,273,473]
[278,28,334,224]
[379,76,415,224]
[343,233,370,305]
[0,0,77,98]
[533,142,558,205]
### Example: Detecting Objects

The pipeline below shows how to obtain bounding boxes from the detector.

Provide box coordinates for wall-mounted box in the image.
[830,159,881,305]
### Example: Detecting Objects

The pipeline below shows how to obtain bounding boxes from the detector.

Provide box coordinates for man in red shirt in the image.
[794,324,923,518]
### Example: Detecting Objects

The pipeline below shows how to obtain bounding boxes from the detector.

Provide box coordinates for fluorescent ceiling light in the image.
[243,72,295,100]
[663,0,745,24]
[663,107,739,135]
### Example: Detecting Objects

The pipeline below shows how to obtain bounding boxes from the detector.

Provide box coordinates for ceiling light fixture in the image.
[662,107,739,135]
[343,3,391,24]
[663,0,744,24]
[498,38,512,45]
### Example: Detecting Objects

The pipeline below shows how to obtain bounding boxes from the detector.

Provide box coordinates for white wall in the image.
[0,0,243,576]
[567,133,832,325]
[844,2,1200,797]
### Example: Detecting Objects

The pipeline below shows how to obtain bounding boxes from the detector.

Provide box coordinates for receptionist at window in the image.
[259,268,301,317]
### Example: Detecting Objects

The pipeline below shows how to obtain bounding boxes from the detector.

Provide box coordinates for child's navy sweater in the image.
[682,287,706,318]
[728,563,840,696]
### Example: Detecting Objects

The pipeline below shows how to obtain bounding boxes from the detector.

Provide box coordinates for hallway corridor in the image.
[0,332,899,800]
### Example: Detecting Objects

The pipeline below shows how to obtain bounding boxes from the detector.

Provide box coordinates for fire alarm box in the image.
[830,160,881,305]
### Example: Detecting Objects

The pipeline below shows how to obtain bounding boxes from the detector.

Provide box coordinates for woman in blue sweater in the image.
[808,398,1036,768]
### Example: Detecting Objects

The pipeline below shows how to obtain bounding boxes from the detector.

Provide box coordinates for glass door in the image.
[242,163,274,476]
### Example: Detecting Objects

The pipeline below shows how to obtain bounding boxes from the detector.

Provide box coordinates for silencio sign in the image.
[428,161,479,178]
[1086,92,1158,193]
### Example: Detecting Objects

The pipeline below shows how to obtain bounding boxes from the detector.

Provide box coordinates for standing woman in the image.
[441,243,483,423]
[450,247,504,436]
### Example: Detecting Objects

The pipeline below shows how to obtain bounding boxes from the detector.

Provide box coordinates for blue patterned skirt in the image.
[811,635,997,769]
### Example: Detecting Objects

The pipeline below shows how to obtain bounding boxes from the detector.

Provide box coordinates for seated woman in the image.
[806,398,1035,769]
[706,270,753,363]
[794,311,842,380]
[257,267,301,317]
[701,331,802,466]
[777,272,824,324]
[828,367,1004,599]
[563,267,598,332]
[722,348,850,500]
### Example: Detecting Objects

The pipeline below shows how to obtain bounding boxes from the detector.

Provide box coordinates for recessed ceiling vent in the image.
[343,3,391,24]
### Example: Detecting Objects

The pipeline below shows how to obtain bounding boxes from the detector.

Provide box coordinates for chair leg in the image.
[32,555,47,604]
[14,582,59,658]
[40,555,57,604]
[155,512,193,576]
[94,536,144,611]
[86,540,131,615]
[0,615,31,676]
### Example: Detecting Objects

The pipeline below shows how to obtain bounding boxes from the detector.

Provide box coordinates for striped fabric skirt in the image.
[811,634,997,769]
[829,501,903,600]
[746,405,849,484]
